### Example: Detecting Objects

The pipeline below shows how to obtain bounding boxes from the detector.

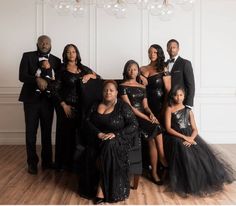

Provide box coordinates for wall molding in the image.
[1,90,236,98]
[35,0,43,39]
[141,9,149,66]
[199,102,236,136]
[88,4,97,72]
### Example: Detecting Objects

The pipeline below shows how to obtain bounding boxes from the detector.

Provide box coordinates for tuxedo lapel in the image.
[48,54,54,64]
[30,52,40,74]
[170,56,182,74]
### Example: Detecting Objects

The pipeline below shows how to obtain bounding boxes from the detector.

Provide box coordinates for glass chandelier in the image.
[44,0,195,20]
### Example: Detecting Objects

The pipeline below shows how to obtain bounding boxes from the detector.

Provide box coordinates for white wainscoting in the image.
[0,0,236,144]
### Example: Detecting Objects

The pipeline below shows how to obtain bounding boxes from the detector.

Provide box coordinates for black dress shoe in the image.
[94,197,104,205]
[28,165,38,175]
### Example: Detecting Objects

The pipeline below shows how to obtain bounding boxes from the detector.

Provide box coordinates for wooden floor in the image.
[0,145,236,205]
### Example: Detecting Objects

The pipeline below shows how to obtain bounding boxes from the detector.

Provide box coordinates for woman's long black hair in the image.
[149,44,165,72]
[62,44,82,68]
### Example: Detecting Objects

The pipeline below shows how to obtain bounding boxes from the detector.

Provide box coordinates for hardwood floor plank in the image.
[0,145,236,205]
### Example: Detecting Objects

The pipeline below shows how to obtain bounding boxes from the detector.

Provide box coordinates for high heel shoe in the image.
[150,174,163,185]
[94,197,104,205]
[160,165,169,182]
[151,177,163,185]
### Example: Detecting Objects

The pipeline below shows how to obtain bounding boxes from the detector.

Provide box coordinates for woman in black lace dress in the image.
[53,44,99,171]
[164,85,235,196]
[119,60,167,184]
[141,44,171,123]
[78,80,138,204]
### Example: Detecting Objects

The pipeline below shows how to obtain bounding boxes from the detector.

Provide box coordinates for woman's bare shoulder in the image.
[166,106,173,112]
[140,65,149,77]
[120,81,128,86]
[137,82,146,88]
[120,81,145,89]
[140,65,149,71]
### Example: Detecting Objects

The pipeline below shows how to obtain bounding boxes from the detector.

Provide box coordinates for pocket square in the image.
[173,70,180,73]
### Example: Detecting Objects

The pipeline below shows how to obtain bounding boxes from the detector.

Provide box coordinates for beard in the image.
[37,45,51,55]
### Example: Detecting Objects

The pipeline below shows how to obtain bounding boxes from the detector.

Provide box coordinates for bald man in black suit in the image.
[166,39,195,107]
[19,35,61,174]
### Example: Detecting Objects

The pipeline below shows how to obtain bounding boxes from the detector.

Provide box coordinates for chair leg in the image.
[132,175,140,190]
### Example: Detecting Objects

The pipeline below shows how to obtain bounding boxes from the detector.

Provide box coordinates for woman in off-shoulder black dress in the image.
[164,85,235,196]
[78,80,138,204]
[119,60,167,184]
[52,44,99,171]
[141,44,171,123]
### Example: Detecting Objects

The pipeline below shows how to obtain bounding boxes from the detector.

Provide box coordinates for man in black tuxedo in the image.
[166,39,195,107]
[19,35,61,174]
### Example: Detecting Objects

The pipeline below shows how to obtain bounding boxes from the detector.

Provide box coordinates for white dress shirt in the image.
[168,55,179,73]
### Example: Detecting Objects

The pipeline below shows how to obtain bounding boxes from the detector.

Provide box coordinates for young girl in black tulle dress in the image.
[164,85,235,196]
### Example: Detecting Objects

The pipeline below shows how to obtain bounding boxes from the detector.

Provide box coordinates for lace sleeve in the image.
[81,64,101,79]
[85,103,101,137]
[51,72,63,105]
[115,101,139,147]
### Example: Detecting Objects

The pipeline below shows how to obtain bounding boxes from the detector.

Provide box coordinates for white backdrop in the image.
[0,0,236,144]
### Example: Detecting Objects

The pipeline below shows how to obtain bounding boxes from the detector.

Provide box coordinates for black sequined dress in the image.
[78,99,138,202]
[164,107,235,196]
[119,85,163,140]
[146,72,169,120]
[52,65,94,170]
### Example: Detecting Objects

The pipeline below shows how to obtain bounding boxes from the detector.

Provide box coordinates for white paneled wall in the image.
[0,0,236,144]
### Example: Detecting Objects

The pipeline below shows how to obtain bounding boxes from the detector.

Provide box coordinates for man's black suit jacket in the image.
[170,56,195,107]
[19,51,61,103]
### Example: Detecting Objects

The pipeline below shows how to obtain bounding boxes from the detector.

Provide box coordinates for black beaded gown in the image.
[52,65,94,170]
[146,72,169,120]
[119,85,163,140]
[164,107,235,196]
[78,99,139,202]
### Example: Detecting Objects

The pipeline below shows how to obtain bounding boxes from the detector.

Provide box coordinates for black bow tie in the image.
[169,58,175,63]
[38,53,49,58]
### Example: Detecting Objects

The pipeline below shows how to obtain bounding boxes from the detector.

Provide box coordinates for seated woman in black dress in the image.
[164,85,235,196]
[119,60,167,184]
[78,80,139,204]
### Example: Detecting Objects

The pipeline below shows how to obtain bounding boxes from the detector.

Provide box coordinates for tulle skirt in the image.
[164,132,235,196]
